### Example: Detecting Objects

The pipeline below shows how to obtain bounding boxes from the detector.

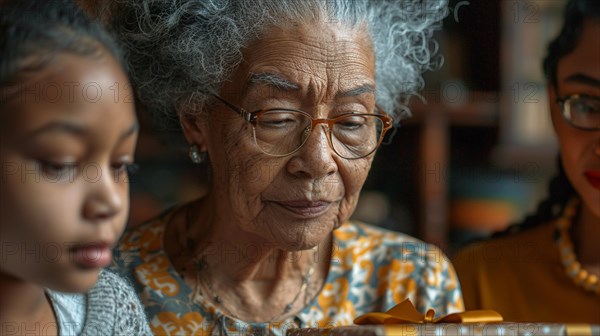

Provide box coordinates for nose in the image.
[286,124,337,179]
[82,164,124,222]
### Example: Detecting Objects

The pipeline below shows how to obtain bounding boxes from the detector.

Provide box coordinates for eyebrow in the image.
[27,121,139,141]
[120,122,140,141]
[27,122,87,139]
[248,73,300,91]
[564,73,600,87]
[336,84,376,98]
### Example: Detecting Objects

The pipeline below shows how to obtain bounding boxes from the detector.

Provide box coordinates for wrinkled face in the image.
[186,22,377,250]
[550,19,600,217]
[0,53,138,292]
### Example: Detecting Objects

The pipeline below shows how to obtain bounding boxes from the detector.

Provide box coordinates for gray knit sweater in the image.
[48,270,152,335]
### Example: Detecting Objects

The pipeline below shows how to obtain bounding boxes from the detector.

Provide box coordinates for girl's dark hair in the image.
[0,0,123,94]
[500,156,576,236]
[542,0,600,89]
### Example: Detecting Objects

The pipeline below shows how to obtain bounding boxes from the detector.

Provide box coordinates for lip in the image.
[273,200,333,218]
[584,170,600,190]
[69,242,112,269]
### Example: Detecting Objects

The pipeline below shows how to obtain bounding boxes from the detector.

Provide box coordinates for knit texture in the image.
[81,270,152,335]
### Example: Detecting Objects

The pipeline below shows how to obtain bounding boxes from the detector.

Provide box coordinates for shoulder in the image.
[335,221,448,265]
[452,221,555,311]
[333,222,462,314]
[45,290,86,335]
[93,268,137,292]
[494,220,555,247]
[111,211,172,274]
[117,214,170,254]
[84,270,151,335]
[336,220,426,245]
[333,221,455,288]
[453,220,554,268]
[87,269,141,309]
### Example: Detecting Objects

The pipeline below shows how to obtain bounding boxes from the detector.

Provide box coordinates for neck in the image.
[574,202,600,268]
[0,272,52,326]
[197,236,330,322]
[187,195,329,282]
[198,222,327,284]
[179,195,333,321]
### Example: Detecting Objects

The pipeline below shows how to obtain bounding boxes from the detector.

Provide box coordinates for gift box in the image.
[287,323,600,336]
[287,300,599,335]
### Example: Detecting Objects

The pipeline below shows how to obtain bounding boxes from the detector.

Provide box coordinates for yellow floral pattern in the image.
[111,211,463,336]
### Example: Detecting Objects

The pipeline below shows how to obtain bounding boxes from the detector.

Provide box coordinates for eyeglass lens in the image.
[564,96,600,130]
[253,110,384,158]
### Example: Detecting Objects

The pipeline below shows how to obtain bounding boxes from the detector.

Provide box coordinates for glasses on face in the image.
[211,94,393,159]
[556,94,600,131]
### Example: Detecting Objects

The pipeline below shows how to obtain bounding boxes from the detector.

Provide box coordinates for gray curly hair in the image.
[110,0,448,129]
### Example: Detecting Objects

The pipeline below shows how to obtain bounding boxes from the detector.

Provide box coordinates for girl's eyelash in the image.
[39,161,140,176]
[115,162,140,175]
[126,163,140,175]
[39,160,77,171]
[37,160,78,180]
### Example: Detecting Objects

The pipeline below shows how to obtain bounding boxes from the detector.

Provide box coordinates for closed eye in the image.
[257,111,302,129]
[112,162,139,175]
[337,116,368,130]
[39,160,78,177]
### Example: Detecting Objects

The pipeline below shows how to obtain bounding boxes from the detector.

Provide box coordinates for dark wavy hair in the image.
[502,157,576,234]
[542,0,600,89]
[0,0,124,101]
[503,0,599,234]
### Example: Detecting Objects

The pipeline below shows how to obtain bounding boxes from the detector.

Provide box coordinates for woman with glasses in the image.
[108,1,463,334]
[454,0,600,323]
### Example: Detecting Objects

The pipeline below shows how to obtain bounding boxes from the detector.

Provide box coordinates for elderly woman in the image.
[109,0,463,334]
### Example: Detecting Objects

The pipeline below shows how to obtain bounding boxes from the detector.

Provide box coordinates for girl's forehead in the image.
[2,54,135,139]
[6,54,121,102]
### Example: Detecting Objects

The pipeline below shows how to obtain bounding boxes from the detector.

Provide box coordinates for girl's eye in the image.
[112,162,139,175]
[39,160,78,177]
[574,100,599,114]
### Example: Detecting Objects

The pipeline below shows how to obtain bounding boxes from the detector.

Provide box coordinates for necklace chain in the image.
[192,253,315,323]
[554,198,600,295]
[181,207,317,323]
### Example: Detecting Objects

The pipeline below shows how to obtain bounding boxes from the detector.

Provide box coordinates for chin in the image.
[271,232,322,252]
[582,196,600,219]
[279,240,320,252]
[48,268,101,293]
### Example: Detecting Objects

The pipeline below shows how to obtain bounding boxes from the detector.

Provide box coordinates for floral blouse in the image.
[111,209,463,336]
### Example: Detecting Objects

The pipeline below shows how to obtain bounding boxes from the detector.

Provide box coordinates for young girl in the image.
[0,0,151,334]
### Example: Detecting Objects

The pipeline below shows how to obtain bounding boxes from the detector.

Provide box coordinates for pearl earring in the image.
[189,144,205,164]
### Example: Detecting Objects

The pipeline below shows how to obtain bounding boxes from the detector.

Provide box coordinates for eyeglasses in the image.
[211,94,393,159]
[556,94,600,131]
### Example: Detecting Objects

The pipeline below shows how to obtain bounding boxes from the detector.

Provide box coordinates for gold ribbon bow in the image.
[354,299,503,325]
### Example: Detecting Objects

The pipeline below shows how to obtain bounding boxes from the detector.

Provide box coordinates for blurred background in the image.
[86,0,568,256]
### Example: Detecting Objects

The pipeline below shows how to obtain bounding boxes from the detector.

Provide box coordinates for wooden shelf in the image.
[405,91,499,127]
[397,91,502,251]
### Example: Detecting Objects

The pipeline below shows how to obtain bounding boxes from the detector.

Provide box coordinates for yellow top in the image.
[453,221,600,323]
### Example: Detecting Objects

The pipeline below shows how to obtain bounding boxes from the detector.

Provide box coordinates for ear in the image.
[180,111,209,152]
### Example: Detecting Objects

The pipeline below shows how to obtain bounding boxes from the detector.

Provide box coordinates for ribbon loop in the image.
[424,309,436,323]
